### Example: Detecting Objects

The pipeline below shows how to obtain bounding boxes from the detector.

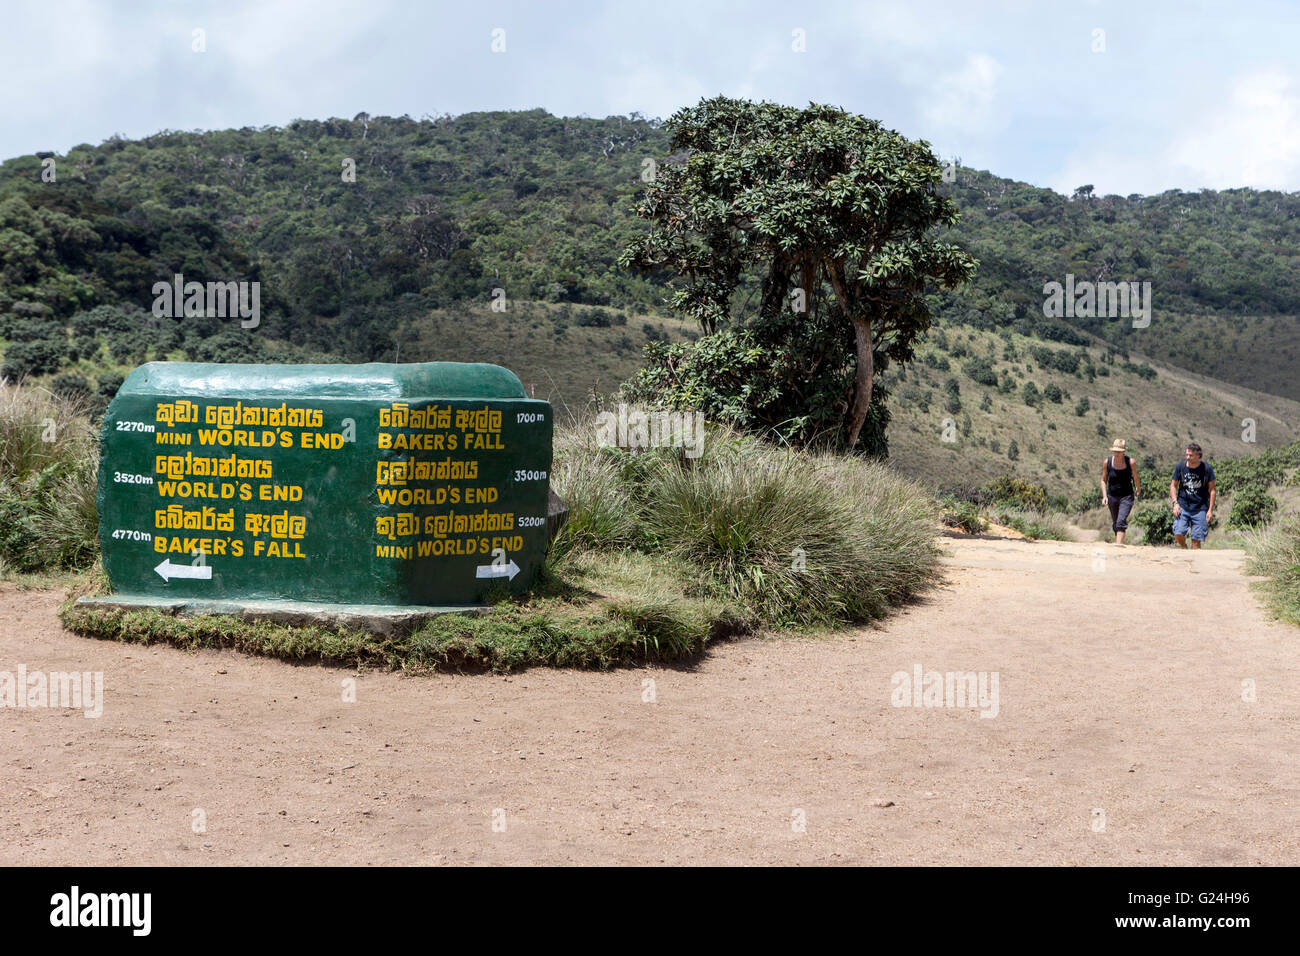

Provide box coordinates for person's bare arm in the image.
[1101,461,1110,505]
[1207,480,1216,521]
[1170,478,1180,516]
[1131,459,1141,497]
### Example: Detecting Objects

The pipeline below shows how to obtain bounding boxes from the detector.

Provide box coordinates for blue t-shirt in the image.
[1173,461,1215,511]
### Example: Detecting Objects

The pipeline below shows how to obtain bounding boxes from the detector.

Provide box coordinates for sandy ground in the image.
[1,536,1296,866]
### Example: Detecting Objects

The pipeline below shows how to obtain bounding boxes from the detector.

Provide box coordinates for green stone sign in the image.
[96,362,553,607]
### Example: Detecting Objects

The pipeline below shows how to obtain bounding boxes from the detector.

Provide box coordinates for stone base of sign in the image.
[73,594,485,638]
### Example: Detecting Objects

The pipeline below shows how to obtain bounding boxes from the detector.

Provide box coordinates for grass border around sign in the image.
[57,549,756,673]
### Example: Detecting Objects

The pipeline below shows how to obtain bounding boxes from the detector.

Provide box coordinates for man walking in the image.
[1171,442,1216,549]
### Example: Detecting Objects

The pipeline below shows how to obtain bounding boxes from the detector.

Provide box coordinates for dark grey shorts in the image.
[1108,494,1135,532]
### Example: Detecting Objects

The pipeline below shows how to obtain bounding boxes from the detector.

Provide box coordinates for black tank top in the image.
[1106,456,1134,497]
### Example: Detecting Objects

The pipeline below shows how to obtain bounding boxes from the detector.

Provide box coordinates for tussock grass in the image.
[1244,515,1300,627]
[991,507,1070,541]
[0,381,100,572]
[552,422,943,628]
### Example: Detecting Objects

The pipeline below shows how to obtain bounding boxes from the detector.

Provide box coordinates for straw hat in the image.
[1109,438,1127,453]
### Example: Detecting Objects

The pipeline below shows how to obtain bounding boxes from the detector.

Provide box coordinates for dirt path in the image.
[2,537,1296,865]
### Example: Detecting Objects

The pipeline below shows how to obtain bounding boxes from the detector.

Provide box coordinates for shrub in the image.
[50,373,92,403]
[1072,486,1103,513]
[1043,383,1063,403]
[1122,361,1158,380]
[943,383,961,415]
[993,507,1069,540]
[1,338,67,380]
[963,356,999,386]
[1030,345,1081,375]
[1214,452,1288,495]
[1021,382,1040,406]
[1227,485,1279,529]
[1132,501,1175,545]
[941,499,986,534]
[985,475,1047,512]
[923,351,951,371]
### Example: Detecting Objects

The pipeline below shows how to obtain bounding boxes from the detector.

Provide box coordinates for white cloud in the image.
[601,60,710,122]
[1050,68,1300,195]
[1168,68,1300,189]
[921,53,1005,138]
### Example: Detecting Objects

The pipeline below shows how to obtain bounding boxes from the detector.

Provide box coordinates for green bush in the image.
[923,351,950,371]
[1072,485,1103,513]
[1214,452,1288,495]
[1227,485,1279,529]
[1,338,67,380]
[985,475,1047,512]
[963,356,999,386]
[940,499,986,534]
[1132,501,1175,545]
[575,307,612,327]
[993,507,1069,540]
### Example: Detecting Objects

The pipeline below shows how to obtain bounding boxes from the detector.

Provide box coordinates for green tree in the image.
[943,377,962,414]
[619,97,977,451]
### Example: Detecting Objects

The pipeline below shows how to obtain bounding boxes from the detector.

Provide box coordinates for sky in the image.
[3,0,1298,196]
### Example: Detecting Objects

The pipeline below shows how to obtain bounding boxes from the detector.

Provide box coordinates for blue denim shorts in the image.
[1173,508,1209,541]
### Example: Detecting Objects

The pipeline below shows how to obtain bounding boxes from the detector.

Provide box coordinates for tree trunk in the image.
[825,260,876,451]
[845,315,874,450]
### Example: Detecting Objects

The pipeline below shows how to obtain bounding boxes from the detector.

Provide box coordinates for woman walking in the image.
[1101,439,1141,544]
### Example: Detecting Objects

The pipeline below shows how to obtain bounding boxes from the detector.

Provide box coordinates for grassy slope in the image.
[1132,311,1300,403]
[883,326,1300,497]
[403,301,699,420]
[385,302,1300,499]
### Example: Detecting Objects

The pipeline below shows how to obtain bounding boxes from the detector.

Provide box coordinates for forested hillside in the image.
[1,108,1297,403]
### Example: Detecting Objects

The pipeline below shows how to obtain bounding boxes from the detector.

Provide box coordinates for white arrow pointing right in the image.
[475,560,520,581]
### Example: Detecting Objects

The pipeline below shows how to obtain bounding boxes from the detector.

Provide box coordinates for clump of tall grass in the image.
[0,381,100,572]
[551,421,942,628]
[991,507,1070,541]
[1244,515,1300,627]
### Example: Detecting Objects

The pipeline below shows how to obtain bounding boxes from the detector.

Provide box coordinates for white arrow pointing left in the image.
[475,560,520,581]
[155,559,213,582]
